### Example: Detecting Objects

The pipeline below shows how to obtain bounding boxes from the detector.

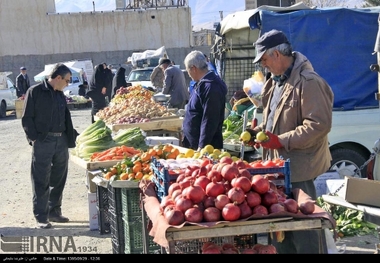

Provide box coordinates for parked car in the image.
[126,67,155,91]
[63,75,82,96]
[0,72,18,118]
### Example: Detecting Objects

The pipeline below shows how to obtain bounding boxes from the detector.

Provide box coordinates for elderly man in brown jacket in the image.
[247,29,334,254]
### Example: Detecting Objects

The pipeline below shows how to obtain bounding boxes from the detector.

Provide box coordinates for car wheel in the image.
[330,148,367,178]
[0,101,6,118]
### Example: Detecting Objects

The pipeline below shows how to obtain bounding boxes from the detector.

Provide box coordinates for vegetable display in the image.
[72,119,147,161]
[73,119,115,160]
[95,85,176,125]
[317,196,378,237]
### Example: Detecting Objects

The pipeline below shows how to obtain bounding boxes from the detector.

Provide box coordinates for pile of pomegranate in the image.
[202,241,277,254]
[159,156,315,226]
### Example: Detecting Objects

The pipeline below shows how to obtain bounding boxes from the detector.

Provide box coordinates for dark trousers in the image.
[271,179,322,254]
[31,134,69,222]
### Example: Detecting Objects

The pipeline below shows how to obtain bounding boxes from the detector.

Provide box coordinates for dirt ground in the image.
[0,108,379,255]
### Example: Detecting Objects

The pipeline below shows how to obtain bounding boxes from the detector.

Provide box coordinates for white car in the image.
[126,67,155,91]
[0,72,18,118]
[63,75,82,96]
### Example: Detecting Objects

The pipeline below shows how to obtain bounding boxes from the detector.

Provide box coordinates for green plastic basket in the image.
[120,188,161,254]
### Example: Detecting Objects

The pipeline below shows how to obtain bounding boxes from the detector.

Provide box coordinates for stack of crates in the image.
[107,184,124,254]
[106,183,162,254]
[150,158,178,202]
[120,188,161,254]
[96,185,111,234]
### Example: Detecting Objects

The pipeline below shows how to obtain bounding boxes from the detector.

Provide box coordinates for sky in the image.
[55,0,246,31]
[55,0,364,31]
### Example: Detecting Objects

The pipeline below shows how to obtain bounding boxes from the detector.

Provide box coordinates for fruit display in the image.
[158,156,311,226]
[175,144,236,161]
[95,85,176,125]
[100,143,182,182]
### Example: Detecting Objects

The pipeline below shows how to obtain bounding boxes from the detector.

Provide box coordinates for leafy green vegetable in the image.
[317,196,378,237]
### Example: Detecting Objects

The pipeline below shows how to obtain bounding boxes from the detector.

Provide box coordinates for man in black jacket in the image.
[22,63,79,229]
[16,66,31,97]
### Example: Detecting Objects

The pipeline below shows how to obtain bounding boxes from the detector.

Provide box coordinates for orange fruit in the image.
[170,148,180,157]
[135,172,143,180]
[148,148,157,156]
[120,173,128,180]
[162,144,173,153]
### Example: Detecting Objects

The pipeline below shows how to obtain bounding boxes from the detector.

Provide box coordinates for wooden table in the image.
[164,217,333,254]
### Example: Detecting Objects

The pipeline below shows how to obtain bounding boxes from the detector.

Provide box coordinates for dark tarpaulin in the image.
[249,8,380,111]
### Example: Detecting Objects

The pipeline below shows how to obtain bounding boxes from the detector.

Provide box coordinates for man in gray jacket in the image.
[247,29,334,254]
[160,59,189,109]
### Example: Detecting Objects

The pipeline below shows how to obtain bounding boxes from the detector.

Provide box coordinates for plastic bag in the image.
[243,71,264,107]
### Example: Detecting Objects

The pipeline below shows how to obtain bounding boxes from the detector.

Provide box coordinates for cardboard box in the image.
[344,176,380,208]
[86,170,100,193]
[88,192,98,230]
[326,179,345,197]
[145,136,179,146]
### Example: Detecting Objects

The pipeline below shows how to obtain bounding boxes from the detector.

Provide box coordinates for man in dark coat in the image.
[16,66,31,97]
[21,63,79,229]
[182,51,228,150]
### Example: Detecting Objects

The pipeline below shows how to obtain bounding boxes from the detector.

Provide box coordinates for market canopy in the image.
[34,64,82,82]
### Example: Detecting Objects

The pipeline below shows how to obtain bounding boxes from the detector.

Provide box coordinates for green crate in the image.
[121,188,141,219]
[123,219,161,254]
[120,188,161,254]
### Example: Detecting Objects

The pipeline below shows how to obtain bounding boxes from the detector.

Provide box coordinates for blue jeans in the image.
[31,134,69,222]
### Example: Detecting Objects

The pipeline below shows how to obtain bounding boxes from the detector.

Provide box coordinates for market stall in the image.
[140,180,335,254]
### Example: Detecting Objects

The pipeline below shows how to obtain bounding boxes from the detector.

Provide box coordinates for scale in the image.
[152,93,171,108]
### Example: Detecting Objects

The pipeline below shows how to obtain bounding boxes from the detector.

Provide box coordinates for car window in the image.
[7,78,15,89]
[127,69,153,82]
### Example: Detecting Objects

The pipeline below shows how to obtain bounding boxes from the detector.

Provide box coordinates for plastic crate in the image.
[108,185,124,254]
[167,236,235,254]
[166,234,265,254]
[96,185,111,234]
[150,158,179,202]
[123,219,161,254]
[247,159,292,196]
[120,188,161,254]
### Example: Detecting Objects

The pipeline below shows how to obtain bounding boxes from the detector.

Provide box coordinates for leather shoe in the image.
[37,221,52,229]
[49,214,69,223]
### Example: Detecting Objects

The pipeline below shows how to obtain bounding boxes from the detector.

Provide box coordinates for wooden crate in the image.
[15,100,24,119]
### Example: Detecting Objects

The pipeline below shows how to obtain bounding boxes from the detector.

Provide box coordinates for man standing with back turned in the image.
[16,66,31,98]
[246,29,334,253]
[22,63,79,229]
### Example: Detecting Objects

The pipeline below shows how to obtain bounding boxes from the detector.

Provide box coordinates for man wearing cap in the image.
[159,58,189,109]
[246,29,334,254]
[16,66,31,98]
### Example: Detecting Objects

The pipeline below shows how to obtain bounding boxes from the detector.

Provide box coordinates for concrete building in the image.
[0,0,210,84]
